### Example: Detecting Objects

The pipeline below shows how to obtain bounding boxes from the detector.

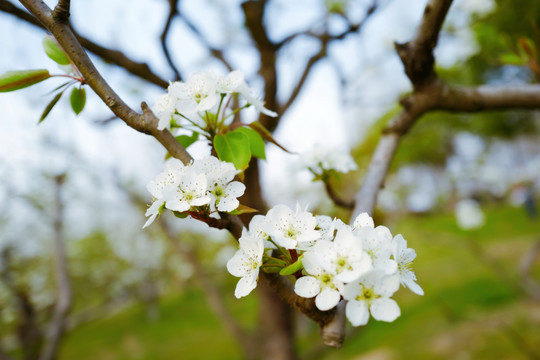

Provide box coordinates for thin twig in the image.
[160,0,182,81]
[324,181,354,209]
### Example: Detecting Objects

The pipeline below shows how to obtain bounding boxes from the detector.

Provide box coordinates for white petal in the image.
[370,298,400,322]
[294,276,320,298]
[226,181,246,197]
[374,274,400,298]
[217,196,240,212]
[315,287,340,311]
[226,251,251,277]
[272,235,297,250]
[353,213,374,229]
[234,274,258,298]
[346,300,370,326]
[165,198,190,212]
[342,282,362,302]
[302,251,324,276]
[403,277,424,295]
[142,213,158,229]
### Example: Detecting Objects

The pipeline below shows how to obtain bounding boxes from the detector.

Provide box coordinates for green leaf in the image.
[39,91,63,124]
[213,131,251,171]
[279,255,304,276]
[499,52,526,66]
[236,127,266,159]
[0,69,50,92]
[43,36,70,65]
[248,121,291,153]
[228,204,258,215]
[176,132,199,149]
[70,87,86,115]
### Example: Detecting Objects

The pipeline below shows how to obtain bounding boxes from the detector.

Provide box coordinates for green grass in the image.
[59,205,540,359]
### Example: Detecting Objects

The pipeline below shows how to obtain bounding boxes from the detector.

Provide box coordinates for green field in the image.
[59,205,540,359]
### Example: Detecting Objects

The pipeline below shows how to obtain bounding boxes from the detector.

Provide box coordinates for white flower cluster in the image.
[154,70,277,131]
[143,156,246,228]
[303,145,357,177]
[227,205,423,327]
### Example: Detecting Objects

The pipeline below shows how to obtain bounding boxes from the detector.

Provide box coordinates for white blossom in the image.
[227,229,264,298]
[169,72,219,115]
[392,234,423,295]
[193,157,245,212]
[354,225,397,275]
[311,227,372,283]
[265,204,320,249]
[215,70,245,94]
[343,271,401,326]
[236,82,278,117]
[154,93,177,130]
[294,251,344,311]
[143,156,245,228]
[143,159,185,228]
[162,170,211,212]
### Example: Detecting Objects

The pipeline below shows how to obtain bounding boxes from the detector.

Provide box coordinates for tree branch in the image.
[0,0,169,88]
[39,174,71,360]
[160,0,182,81]
[353,0,540,220]
[324,181,354,209]
[51,0,69,23]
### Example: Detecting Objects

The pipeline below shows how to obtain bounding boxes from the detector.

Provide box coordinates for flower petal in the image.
[346,300,369,326]
[315,287,340,311]
[226,251,251,277]
[294,276,320,298]
[234,273,258,298]
[370,298,400,322]
[403,277,424,296]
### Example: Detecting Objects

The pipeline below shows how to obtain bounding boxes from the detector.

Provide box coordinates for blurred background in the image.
[1,0,540,359]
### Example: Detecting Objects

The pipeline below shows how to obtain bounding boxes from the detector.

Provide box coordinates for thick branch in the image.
[51,0,69,23]
[395,0,453,88]
[353,0,540,219]
[39,174,71,360]
[263,273,336,329]
[1,0,168,88]
[241,0,279,132]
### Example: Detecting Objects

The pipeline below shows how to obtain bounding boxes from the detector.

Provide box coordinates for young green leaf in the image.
[213,131,251,171]
[70,87,86,115]
[228,204,258,215]
[176,132,199,149]
[39,91,63,124]
[279,255,304,276]
[43,36,71,65]
[235,127,266,159]
[248,121,291,153]
[0,69,50,92]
